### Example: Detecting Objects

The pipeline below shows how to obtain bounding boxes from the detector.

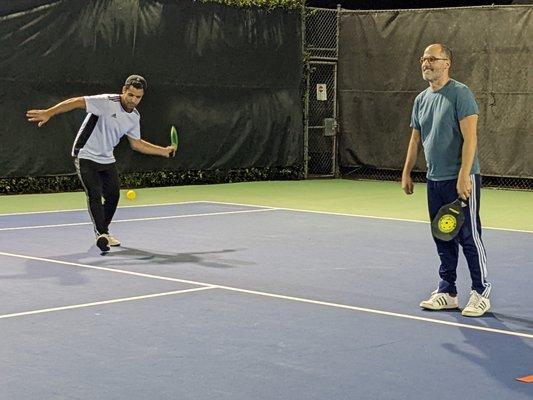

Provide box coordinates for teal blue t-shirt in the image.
[410,79,480,181]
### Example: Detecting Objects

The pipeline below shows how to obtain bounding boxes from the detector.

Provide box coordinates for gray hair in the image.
[438,44,453,63]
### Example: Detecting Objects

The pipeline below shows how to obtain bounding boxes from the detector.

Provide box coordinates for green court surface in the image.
[0,179,531,232]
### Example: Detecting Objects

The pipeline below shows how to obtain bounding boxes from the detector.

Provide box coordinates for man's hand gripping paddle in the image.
[431,198,467,241]
[170,126,178,157]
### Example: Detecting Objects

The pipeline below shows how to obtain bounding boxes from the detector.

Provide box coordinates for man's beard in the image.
[422,69,438,82]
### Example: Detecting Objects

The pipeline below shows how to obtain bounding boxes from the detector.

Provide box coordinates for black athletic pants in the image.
[74,158,120,236]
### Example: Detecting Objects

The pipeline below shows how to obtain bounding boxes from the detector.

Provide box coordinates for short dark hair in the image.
[124,75,147,91]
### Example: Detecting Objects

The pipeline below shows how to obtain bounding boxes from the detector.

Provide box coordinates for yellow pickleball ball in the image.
[126,190,136,200]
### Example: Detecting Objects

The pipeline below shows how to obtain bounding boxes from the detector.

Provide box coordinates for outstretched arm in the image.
[401,129,421,195]
[127,136,175,158]
[26,97,86,127]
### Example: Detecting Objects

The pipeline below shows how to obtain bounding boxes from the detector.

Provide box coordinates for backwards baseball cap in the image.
[124,75,147,91]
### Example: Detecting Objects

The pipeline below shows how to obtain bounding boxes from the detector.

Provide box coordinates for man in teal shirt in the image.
[401,44,491,317]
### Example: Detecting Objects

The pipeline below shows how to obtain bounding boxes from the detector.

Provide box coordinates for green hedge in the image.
[0,167,304,195]
[198,0,303,9]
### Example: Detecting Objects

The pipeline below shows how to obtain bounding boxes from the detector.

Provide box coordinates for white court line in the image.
[0,287,215,320]
[0,251,531,340]
[218,286,533,340]
[0,251,221,287]
[0,200,208,217]
[202,200,533,234]
[4,199,529,233]
[0,208,278,232]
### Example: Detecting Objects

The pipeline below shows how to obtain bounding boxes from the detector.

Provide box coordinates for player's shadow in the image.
[64,246,255,270]
[441,313,533,397]
[111,246,251,269]
[491,312,533,332]
[0,246,253,287]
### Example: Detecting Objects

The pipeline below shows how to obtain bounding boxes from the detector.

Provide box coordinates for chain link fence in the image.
[307,62,337,175]
[341,166,533,191]
[304,7,340,177]
[305,6,532,191]
[305,7,338,61]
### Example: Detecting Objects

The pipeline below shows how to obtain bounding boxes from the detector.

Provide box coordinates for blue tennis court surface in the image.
[1,202,532,399]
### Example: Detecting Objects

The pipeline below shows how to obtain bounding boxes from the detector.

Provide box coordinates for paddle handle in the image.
[170,126,178,158]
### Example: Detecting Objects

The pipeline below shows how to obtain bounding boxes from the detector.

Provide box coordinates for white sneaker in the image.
[461,291,491,317]
[107,234,121,247]
[420,290,459,310]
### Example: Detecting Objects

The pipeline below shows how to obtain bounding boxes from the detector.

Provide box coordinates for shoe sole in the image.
[461,306,491,317]
[420,304,459,310]
[96,236,110,252]
[461,311,489,317]
[420,297,459,310]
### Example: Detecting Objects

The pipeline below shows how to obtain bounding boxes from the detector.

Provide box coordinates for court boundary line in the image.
[0,200,215,217]
[0,208,278,232]
[2,200,529,233]
[0,287,215,320]
[201,200,533,234]
[1,250,531,340]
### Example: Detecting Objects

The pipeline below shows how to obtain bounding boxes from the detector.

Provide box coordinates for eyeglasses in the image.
[419,56,448,64]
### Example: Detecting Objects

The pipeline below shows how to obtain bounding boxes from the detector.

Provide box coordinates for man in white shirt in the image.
[27,75,175,253]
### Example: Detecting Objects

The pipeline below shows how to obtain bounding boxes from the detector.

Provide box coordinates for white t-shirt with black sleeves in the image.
[72,94,141,164]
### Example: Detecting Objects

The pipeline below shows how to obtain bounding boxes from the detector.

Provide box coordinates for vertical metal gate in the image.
[304,7,340,178]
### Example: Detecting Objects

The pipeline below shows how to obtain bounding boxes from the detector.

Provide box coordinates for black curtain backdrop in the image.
[305,0,529,10]
[338,6,533,178]
[0,0,303,177]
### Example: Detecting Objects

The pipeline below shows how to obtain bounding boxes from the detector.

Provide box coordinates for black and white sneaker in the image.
[96,234,110,252]
[419,290,459,310]
[461,291,491,317]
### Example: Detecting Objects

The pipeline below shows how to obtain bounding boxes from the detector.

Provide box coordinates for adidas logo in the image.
[111,113,117,118]
[436,297,447,306]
